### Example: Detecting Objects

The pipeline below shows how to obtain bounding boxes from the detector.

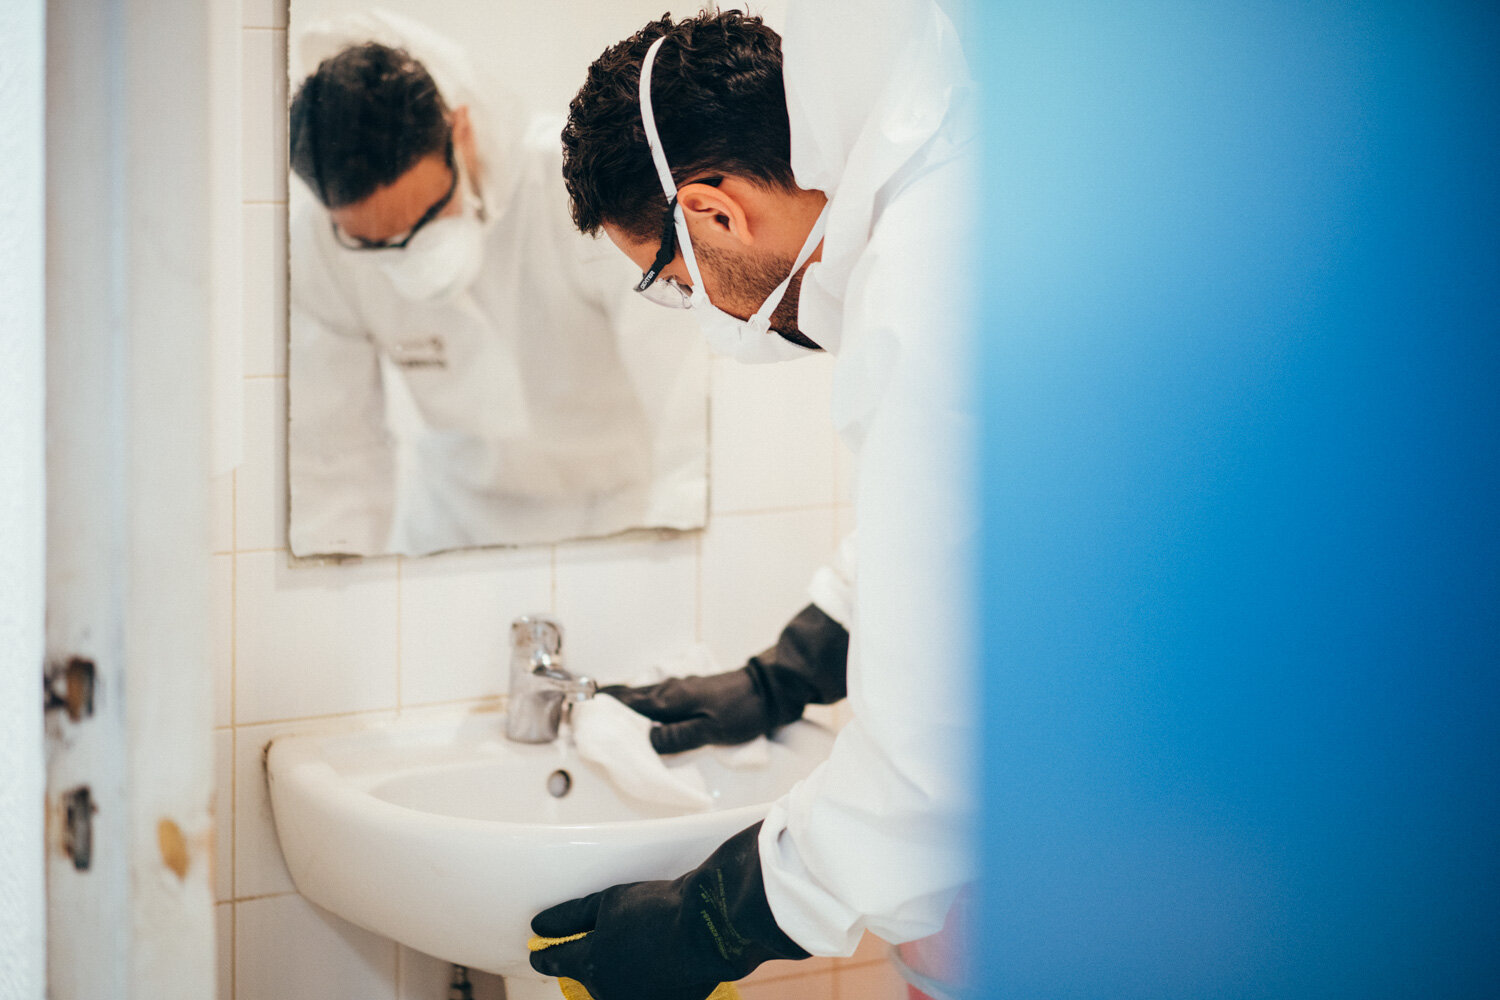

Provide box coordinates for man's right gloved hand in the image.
[529,822,809,999]
[602,603,848,754]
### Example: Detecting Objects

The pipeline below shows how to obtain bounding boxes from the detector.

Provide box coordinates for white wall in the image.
[291,0,788,119]
[218,3,904,999]
[0,0,47,996]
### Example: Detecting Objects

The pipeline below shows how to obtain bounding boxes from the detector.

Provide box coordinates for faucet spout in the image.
[506,615,594,743]
[561,673,599,702]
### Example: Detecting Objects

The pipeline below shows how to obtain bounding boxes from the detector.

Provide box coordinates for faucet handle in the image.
[511,614,562,655]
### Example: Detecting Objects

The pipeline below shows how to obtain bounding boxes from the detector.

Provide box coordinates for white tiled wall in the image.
[214,4,887,999]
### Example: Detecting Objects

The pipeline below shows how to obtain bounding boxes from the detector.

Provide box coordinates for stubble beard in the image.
[698,243,822,351]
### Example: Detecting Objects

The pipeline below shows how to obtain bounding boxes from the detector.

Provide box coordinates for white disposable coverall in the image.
[289,12,707,556]
[755,0,978,955]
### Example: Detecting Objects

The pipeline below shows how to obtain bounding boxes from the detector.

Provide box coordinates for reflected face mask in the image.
[637,35,828,364]
[376,158,486,302]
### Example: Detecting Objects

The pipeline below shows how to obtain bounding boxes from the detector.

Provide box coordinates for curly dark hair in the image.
[289,43,449,209]
[561,10,797,241]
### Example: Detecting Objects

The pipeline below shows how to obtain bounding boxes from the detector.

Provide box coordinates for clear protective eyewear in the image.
[633,194,693,308]
[632,175,724,309]
[638,274,693,309]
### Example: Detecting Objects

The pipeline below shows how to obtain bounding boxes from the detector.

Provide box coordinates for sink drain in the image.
[546,769,572,798]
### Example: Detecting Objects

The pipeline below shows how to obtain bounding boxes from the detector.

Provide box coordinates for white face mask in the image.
[377,160,486,302]
[638,35,828,364]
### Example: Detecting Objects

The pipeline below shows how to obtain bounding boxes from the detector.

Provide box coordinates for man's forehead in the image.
[329,153,451,241]
[602,224,656,268]
[603,222,695,292]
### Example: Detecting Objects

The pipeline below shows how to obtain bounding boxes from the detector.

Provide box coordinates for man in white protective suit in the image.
[287,11,706,557]
[529,4,976,997]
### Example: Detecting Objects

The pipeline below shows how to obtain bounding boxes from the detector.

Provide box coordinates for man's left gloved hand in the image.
[529,822,809,1000]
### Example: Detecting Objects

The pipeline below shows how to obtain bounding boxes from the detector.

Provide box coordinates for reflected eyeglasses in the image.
[331,135,459,251]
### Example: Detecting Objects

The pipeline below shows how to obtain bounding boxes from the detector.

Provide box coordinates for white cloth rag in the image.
[569,644,773,810]
[571,694,714,811]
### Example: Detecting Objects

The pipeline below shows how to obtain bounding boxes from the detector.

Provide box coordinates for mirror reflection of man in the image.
[529,3,975,998]
[287,11,705,556]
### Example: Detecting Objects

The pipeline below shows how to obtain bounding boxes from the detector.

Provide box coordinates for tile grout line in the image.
[229,467,239,919]
[234,705,399,729]
[549,545,558,614]
[230,468,238,720]
[232,889,299,904]
[694,529,704,644]
[229,727,239,913]
[395,556,403,710]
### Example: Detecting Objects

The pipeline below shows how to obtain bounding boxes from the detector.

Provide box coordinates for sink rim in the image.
[267,708,835,835]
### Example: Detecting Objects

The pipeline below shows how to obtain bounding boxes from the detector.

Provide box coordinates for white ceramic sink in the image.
[266,709,834,998]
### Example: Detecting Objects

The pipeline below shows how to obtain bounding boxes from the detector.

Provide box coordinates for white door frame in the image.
[1,0,48,996]
[44,0,223,995]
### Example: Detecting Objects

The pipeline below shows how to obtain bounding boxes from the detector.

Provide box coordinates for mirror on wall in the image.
[284,1,711,558]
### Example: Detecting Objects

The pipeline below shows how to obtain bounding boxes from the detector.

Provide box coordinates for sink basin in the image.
[266,709,834,997]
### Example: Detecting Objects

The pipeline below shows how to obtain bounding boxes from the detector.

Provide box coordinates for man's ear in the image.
[450,105,482,183]
[450,105,472,143]
[678,181,754,249]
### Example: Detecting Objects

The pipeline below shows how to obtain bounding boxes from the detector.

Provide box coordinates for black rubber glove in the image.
[529,822,809,999]
[602,603,848,754]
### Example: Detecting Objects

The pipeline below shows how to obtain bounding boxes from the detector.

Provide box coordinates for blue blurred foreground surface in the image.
[972,4,1499,997]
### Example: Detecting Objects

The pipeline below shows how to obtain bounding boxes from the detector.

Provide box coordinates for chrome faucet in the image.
[505,614,596,743]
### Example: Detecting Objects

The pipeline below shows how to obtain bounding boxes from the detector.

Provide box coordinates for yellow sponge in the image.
[527,935,742,1000]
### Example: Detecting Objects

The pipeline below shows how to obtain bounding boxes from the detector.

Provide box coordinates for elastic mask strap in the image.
[640,36,706,294]
[759,203,830,318]
[639,36,677,200]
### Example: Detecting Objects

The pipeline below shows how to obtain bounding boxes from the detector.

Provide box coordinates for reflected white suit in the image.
[755,0,978,955]
[289,12,707,556]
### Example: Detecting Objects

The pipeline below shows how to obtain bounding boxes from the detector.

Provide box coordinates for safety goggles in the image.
[632,176,724,310]
[634,196,691,308]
